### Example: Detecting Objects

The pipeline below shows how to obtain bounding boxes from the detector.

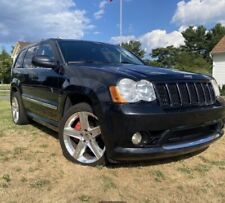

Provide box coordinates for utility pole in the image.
[120,0,123,46]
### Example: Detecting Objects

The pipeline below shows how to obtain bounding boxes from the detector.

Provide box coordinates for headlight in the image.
[211,79,220,97]
[109,78,156,103]
[136,80,156,102]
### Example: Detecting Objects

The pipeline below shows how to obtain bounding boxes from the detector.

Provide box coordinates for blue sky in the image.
[1,0,225,53]
[78,0,179,41]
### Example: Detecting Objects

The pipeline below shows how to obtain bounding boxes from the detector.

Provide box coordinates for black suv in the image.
[11,39,225,166]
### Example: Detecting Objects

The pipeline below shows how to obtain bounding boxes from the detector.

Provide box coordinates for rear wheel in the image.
[11,92,29,125]
[59,103,106,166]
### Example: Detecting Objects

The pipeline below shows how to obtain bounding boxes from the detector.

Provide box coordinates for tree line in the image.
[122,23,225,74]
[0,49,12,84]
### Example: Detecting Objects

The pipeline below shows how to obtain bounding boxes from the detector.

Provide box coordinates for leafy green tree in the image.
[174,51,211,74]
[149,46,211,74]
[145,59,162,67]
[148,24,225,74]
[0,49,12,84]
[151,46,178,68]
[181,23,225,61]
[206,23,225,53]
[122,40,145,59]
[182,26,208,57]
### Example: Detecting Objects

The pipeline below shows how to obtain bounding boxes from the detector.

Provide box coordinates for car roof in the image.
[53,38,116,46]
[19,38,117,53]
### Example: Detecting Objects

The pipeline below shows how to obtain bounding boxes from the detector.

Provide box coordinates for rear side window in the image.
[23,46,37,69]
[37,43,55,60]
[14,50,26,68]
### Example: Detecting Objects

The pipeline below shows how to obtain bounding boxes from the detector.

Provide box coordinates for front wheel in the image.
[59,103,106,166]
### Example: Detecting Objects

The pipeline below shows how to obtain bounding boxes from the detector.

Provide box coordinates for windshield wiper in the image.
[120,61,138,65]
[68,60,96,64]
[68,60,112,65]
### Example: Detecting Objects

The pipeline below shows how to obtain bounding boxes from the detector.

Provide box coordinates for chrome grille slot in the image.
[155,81,216,108]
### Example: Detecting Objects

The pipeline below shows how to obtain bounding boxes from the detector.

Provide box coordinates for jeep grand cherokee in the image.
[10,39,225,166]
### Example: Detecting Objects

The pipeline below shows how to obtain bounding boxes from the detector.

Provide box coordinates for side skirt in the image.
[27,111,59,132]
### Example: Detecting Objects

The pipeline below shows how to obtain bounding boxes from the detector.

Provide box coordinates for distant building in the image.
[11,41,31,62]
[211,36,225,87]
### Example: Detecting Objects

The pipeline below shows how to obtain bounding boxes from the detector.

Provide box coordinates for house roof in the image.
[17,41,31,49]
[11,41,31,60]
[211,36,225,55]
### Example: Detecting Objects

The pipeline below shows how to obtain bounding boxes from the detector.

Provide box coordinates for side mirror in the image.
[32,55,57,68]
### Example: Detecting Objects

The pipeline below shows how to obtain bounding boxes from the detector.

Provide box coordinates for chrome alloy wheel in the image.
[63,112,105,164]
[11,96,19,123]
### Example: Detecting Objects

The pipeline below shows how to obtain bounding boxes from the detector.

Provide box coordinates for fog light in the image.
[132,132,142,145]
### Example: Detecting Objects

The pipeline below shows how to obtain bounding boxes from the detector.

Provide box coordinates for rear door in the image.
[11,49,27,93]
[21,46,42,116]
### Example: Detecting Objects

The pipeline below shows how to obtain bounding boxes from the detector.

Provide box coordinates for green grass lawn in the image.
[0,84,10,91]
[0,91,9,96]
[0,98,225,202]
[0,84,10,99]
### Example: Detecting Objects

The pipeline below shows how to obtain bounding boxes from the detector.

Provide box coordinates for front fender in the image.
[59,77,112,121]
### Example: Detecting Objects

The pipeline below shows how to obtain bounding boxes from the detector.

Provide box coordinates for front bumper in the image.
[112,131,223,161]
[101,101,225,162]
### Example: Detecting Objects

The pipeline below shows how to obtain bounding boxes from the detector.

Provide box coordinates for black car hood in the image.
[68,64,212,83]
[89,64,212,81]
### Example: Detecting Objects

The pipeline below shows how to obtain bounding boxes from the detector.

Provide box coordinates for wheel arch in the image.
[60,87,103,121]
[10,83,20,102]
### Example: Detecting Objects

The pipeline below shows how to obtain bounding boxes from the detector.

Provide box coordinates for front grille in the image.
[155,82,216,108]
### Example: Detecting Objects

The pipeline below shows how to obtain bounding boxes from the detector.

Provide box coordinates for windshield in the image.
[58,41,143,65]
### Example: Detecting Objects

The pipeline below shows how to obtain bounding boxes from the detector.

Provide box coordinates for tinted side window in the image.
[14,50,26,68]
[37,43,55,60]
[23,46,37,69]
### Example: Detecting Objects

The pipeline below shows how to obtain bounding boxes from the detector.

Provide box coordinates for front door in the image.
[22,42,60,125]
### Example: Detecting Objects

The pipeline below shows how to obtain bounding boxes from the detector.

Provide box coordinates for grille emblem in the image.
[184,75,193,79]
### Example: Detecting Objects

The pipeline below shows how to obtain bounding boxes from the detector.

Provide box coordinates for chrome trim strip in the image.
[22,95,57,110]
[163,133,220,150]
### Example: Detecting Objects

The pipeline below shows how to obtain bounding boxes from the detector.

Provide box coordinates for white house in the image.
[211,36,225,88]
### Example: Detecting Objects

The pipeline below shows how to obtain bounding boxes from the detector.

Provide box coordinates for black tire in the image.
[11,91,29,125]
[59,103,106,166]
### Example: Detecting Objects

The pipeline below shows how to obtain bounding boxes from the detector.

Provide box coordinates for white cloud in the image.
[172,0,225,26]
[178,25,188,32]
[0,0,92,43]
[111,30,185,53]
[139,30,185,53]
[94,0,108,20]
[94,31,100,35]
[111,35,136,44]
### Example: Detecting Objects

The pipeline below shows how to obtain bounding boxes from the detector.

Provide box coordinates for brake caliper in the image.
[74,121,81,131]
